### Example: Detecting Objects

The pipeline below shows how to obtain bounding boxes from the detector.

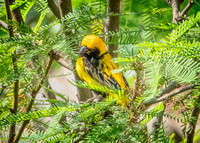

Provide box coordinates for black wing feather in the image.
[83,57,123,89]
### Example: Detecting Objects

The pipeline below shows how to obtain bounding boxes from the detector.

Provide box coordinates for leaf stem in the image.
[14,52,54,143]
[144,84,196,106]
[186,94,200,143]
[4,0,19,142]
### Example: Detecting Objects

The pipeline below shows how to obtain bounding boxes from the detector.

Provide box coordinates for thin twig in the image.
[43,80,57,100]
[56,59,73,71]
[79,95,103,104]
[180,0,197,17]
[144,84,196,106]
[14,54,54,143]
[186,94,200,143]
[50,50,73,70]
[156,81,180,98]
[0,20,10,29]
[4,0,19,142]
[4,0,13,37]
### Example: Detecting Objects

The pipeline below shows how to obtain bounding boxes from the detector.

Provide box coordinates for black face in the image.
[79,46,100,67]
[79,46,100,59]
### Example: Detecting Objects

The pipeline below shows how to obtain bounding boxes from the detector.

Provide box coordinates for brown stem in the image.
[11,8,24,25]
[166,0,197,23]
[105,0,120,58]
[44,80,57,100]
[48,0,61,19]
[4,0,14,37]
[172,0,181,23]
[186,95,200,143]
[4,0,19,142]
[144,84,196,106]
[180,0,197,17]
[14,54,54,143]
[0,20,10,29]
[8,0,24,24]
[55,58,73,71]
[132,63,142,101]
[58,0,72,18]
[79,95,103,104]
[156,81,180,98]
[58,0,93,102]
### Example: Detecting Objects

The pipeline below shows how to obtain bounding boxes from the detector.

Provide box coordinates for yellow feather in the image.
[76,35,129,108]
[76,57,97,85]
[100,53,126,89]
[81,35,107,56]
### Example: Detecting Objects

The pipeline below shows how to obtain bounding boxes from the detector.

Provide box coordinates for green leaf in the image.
[43,107,66,139]
[34,12,46,33]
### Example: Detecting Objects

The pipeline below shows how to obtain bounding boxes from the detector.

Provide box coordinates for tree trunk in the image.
[106,0,120,58]
[58,0,92,101]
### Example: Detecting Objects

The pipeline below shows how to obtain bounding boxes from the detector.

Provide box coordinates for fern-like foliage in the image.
[1,0,200,142]
[0,106,74,128]
[163,12,200,43]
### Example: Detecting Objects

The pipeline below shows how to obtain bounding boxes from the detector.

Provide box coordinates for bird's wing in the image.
[99,58,129,90]
[76,57,97,85]
[82,55,129,90]
[77,56,129,107]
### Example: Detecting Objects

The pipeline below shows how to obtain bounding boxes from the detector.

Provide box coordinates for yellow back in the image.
[99,53,127,89]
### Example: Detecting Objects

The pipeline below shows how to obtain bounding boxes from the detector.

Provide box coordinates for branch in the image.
[58,0,72,18]
[4,0,19,142]
[14,52,54,143]
[47,0,61,19]
[49,50,73,71]
[0,20,10,29]
[8,0,24,25]
[43,80,57,100]
[144,84,196,106]
[4,0,14,37]
[58,0,93,102]
[186,94,200,143]
[166,0,184,23]
[172,0,181,23]
[105,0,120,58]
[180,0,197,17]
[156,81,180,98]
[79,95,103,104]
[132,62,143,103]
[56,59,73,71]
[11,8,24,25]
[166,0,197,23]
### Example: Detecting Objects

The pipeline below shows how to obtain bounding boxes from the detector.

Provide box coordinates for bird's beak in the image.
[79,46,87,56]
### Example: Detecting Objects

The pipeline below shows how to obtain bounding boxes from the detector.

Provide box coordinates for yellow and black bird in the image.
[76,35,129,107]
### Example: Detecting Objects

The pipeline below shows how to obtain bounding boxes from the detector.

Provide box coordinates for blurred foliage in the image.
[0,0,200,142]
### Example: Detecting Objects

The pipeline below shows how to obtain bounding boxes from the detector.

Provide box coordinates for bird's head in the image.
[79,35,108,59]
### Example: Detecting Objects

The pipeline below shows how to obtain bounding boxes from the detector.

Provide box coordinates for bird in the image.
[76,35,129,107]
